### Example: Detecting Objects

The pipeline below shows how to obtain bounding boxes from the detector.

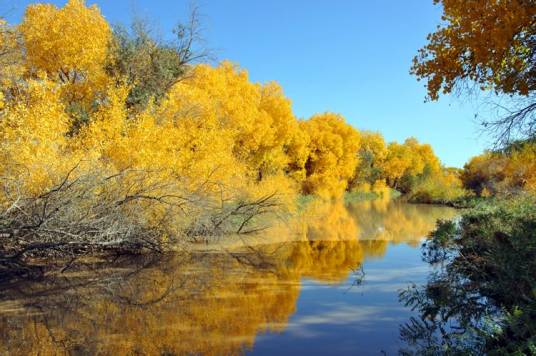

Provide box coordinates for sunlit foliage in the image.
[377,137,459,201]
[301,113,361,198]
[407,167,466,204]
[462,140,536,196]
[349,131,388,193]
[177,62,307,187]
[20,0,111,82]
[19,0,113,132]
[412,0,536,144]
[0,79,81,196]
[0,19,24,87]
[412,0,536,100]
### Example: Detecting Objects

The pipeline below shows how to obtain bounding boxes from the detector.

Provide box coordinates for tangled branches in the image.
[0,165,283,281]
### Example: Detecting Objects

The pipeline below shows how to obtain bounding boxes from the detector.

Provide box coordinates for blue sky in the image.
[6,0,490,167]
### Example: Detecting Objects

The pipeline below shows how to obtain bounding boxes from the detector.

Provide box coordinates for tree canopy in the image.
[412,0,536,144]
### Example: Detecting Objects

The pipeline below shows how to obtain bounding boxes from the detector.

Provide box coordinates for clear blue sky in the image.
[6,0,490,167]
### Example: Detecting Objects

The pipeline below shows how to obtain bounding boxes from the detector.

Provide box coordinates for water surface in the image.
[0,200,456,355]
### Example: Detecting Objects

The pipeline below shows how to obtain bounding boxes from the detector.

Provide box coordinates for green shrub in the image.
[400,196,536,354]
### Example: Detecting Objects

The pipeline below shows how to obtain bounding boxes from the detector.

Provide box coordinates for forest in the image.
[0,0,535,354]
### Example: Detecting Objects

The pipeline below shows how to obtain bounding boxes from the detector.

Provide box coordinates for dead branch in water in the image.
[0,165,284,281]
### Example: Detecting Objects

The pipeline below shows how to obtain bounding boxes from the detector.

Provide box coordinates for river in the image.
[0,199,456,355]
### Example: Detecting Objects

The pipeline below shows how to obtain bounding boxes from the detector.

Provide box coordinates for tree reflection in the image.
[0,200,456,355]
[0,253,301,355]
[348,199,457,246]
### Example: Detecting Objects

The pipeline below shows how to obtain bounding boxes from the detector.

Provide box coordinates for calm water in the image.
[0,200,456,355]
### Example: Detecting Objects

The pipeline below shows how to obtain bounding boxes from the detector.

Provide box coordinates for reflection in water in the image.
[349,197,458,246]
[0,200,456,355]
[0,253,300,355]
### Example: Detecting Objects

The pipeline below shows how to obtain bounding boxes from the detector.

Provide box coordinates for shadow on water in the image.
[0,199,457,355]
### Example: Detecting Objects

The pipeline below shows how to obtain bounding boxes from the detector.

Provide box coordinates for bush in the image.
[407,172,467,204]
[400,196,536,354]
[0,165,283,281]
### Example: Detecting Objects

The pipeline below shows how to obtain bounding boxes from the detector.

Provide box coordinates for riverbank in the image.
[0,194,457,284]
[400,195,536,354]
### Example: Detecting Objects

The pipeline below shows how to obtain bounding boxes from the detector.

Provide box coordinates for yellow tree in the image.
[462,142,536,196]
[180,62,267,175]
[0,80,80,197]
[381,142,412,189]
[257,81,302,180]
[77,80,245,236]
[404,137,441,175]
[175,62,308,188]
[79,80,240,189]
[20,0,111,81]
[412,0,536,142]
[462,152,500,196]
[20,0,112,105]
[381,138,441,192]
[413,0,535,100]
[301,113,361,198]
[507,142,536,193]
[350,131,388,191]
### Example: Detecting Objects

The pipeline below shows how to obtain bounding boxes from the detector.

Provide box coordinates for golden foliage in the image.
[20,0,111,80]
[412,0,536,100]
[178,62,306,184]
[0,80,81,196]
[463,142,536,196]
[379,137,443,195]
[301,113,361,198]
[0,19,24,86]
[408,167,466,203]
[349,131,387,191]
[20,0,112,106]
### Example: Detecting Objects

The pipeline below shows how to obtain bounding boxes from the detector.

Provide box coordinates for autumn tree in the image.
[396,138,441,193]
[378,137,455,201]
[301,113,361,198]
[0,1,295,258]
[381,142,412,189]
[20,0,111,82]
[172,62,307,190]
[412,0,536,144]
[407,167,465,203]
[349,131,387,191]
[18,0,113,134]
[462,139,536,196]
[462,152,499,196]
[0,79,81,196]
